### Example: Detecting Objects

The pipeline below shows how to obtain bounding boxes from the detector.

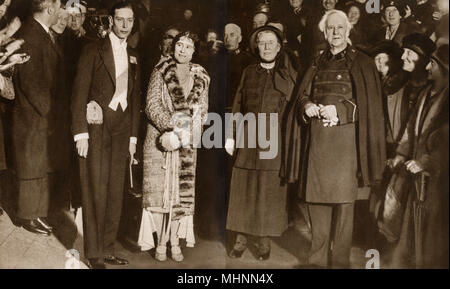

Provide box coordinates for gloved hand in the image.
[319,104,337,121]
[225,138,235,156]
[304,103,320,118]
[86,101,103,124]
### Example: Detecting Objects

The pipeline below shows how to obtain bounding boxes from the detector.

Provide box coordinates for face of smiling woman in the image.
[174,36,195,64]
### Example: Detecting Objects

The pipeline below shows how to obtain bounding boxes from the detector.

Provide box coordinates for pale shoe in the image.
[155,245,167,261]
[171,245,184,262]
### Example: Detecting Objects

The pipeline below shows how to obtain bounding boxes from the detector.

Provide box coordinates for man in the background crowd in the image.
[283,0,308,59]
[156,26,179,66]
[388,44,447,269]
[67,0,87,39]
[252,3,270,29]
[285,10,386,268]
[223,22,251,111]
[71,1,140,269]
[12,0,62,236]
[373,0,420,46]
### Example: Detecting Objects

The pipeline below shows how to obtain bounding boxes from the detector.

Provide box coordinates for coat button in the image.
[337,74,343,80]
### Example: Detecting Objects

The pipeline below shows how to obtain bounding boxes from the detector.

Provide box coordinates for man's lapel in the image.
[31,19,63,59]
[99,37,116,87]
[127,48,137,97]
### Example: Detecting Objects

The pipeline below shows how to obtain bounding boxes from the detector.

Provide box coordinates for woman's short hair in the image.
[171,31,200,54]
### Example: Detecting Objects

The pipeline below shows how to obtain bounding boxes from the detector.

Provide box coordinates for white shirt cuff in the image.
[0,75,5,91]
[74,133,89,142]
[130,137,137,144]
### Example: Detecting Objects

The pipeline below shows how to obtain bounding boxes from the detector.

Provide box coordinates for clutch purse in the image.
[86,101,103,124]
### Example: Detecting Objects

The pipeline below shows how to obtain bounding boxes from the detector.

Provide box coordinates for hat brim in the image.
[249,25,284,58]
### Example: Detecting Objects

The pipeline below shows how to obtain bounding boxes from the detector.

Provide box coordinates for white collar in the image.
[34,17,50,34]
[260,62,275,70]
[109,32,127,50]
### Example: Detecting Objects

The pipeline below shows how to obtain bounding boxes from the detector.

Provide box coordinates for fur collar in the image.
[156,58,210,115]
[383,70,409,96]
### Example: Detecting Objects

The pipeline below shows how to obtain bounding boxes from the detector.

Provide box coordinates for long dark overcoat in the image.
[12,19,69,179]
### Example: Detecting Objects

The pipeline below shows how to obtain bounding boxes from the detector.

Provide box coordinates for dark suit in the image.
[12,19,67,220]
[71,36,140,259]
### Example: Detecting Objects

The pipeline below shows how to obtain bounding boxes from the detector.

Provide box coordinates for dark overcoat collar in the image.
[29,18,63,59]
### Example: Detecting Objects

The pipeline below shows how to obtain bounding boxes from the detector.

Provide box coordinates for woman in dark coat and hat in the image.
[370,40,409,157]
[225,25,298,260]
[388,44,448,269]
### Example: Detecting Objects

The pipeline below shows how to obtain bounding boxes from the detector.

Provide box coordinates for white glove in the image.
[225,138,235,156]
[86,101,103,124]
[304,103,320,118]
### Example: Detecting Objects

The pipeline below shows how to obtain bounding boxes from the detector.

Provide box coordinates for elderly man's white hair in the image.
[318,9,353,45]
[225,23,242,35]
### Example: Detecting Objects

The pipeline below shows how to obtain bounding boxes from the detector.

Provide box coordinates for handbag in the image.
[378,165,411,242]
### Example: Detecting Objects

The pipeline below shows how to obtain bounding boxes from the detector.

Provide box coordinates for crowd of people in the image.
[0,0,448,269]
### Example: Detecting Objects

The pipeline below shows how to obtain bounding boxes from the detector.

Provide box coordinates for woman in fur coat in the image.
[138,31,209,262]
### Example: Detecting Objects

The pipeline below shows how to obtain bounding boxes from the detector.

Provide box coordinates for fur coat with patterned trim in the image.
[142,58,209,219]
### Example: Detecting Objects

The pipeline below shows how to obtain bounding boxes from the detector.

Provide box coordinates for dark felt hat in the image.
[370,40,403,59]
[249,25,284,57]
[382,0,406,17]
[402,33,436,60]
[431,44,449,72]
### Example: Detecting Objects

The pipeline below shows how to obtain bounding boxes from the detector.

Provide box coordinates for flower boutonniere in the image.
[130,56,137,65]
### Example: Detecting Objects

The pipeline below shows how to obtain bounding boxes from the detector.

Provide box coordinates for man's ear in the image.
[238,35,242,44]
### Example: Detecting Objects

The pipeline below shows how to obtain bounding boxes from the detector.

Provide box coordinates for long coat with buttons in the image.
[283,47,386,203]
[226,55,298,237]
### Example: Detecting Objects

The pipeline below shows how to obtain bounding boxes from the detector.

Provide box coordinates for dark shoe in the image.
[21,219,51,236]
[229,248,246,258]
[104,255,129,266]
[87,258,106,269]
[229,234,247,259]
[36,217,53,232]
[256,237,271,261]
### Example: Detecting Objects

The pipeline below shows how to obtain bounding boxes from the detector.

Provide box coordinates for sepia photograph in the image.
[0,0,448,274]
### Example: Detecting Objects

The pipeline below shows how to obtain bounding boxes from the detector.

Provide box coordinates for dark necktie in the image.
[48,30,56,44]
